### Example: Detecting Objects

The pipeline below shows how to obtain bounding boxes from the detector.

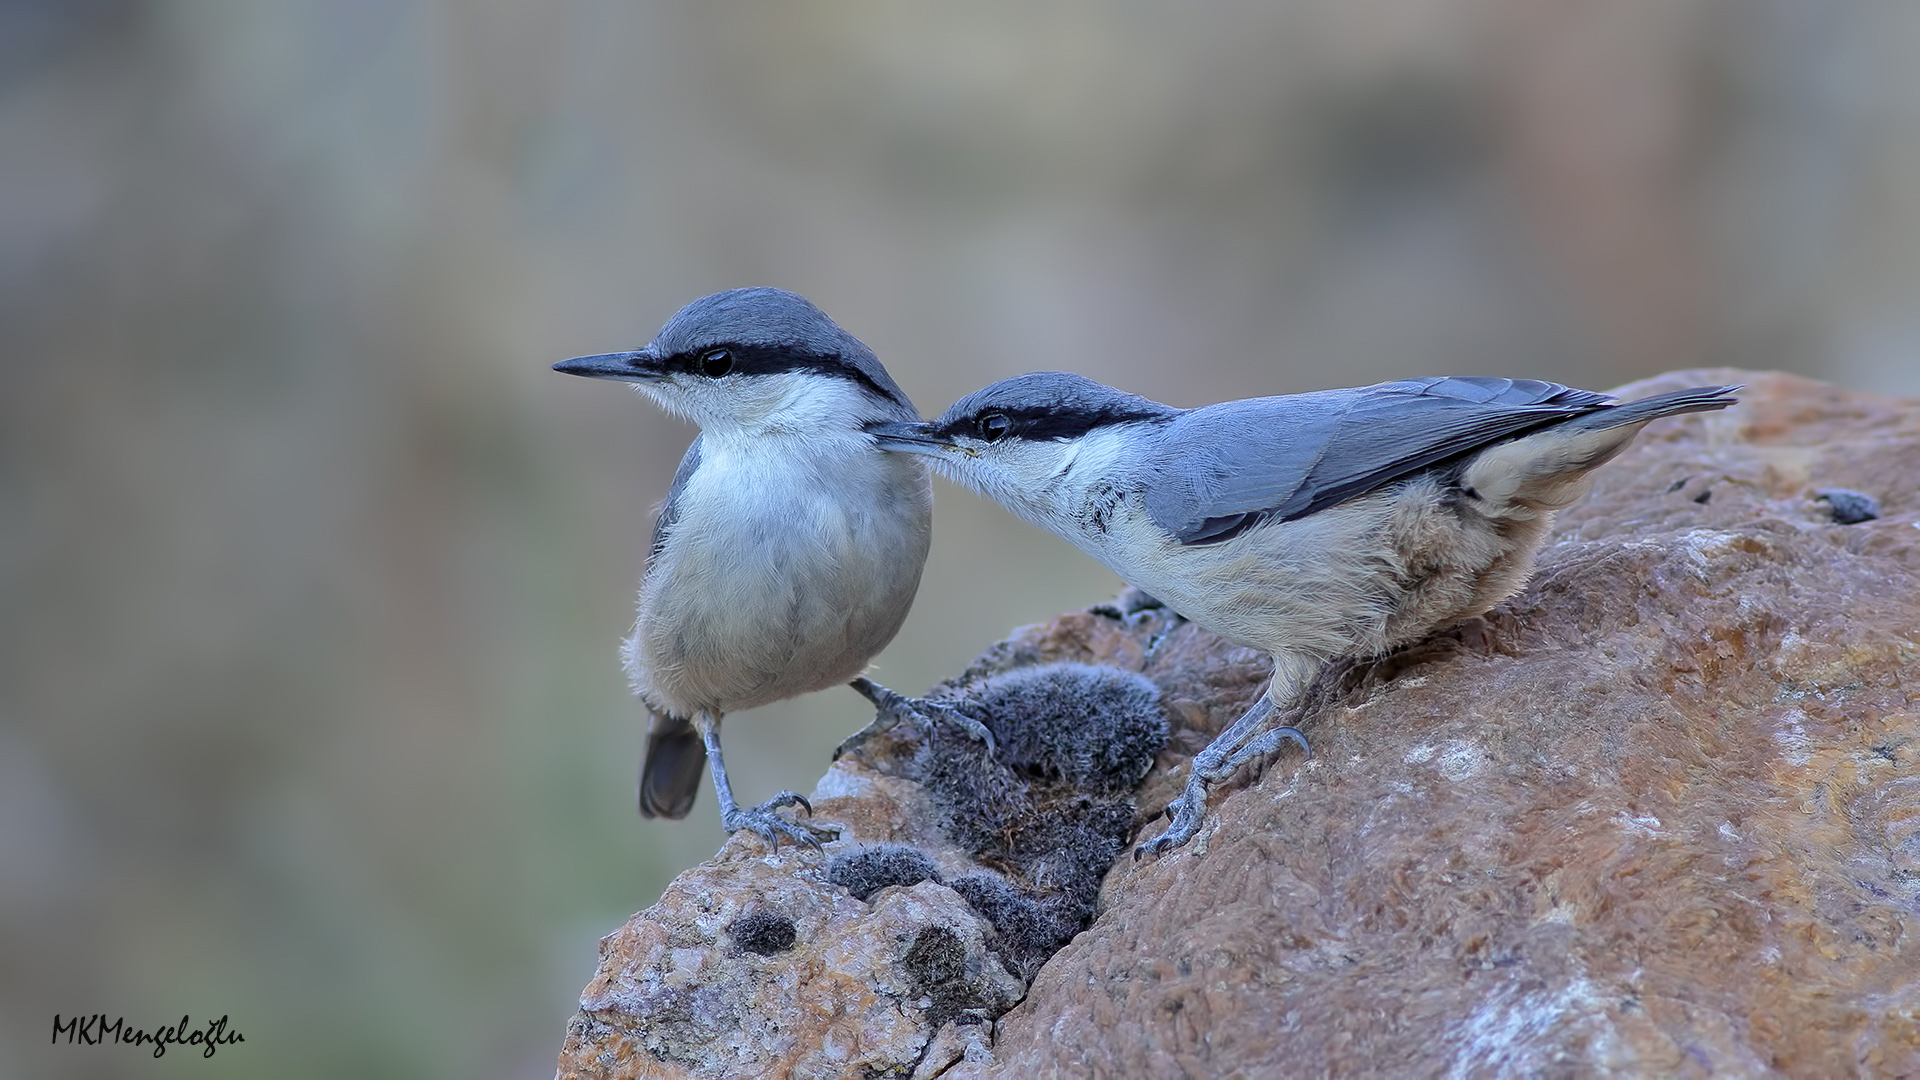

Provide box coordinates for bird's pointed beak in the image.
[865,420,950,454]
[553,346,663,382]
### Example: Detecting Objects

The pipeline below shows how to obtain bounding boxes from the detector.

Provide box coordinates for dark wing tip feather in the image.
[1563,384,1740,431]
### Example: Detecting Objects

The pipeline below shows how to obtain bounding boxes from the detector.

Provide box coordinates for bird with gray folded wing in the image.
[554,288,964,848]
[868,373,1738,857]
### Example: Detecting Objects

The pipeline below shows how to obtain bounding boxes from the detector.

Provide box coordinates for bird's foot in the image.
[1134,724,1309,860]
[1216,724,1311,776]
[1134,777,1209,860]
[721,791,837,850]
[836,677,997,760]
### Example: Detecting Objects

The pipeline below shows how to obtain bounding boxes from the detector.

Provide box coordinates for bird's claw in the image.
[763,790,813,817]
[1216,724,1311,776]
[1134,790,1205,860]
[723,791,836,850]
[1136,721,1310,859]
[842,678,998,760]
[928,703,998,758]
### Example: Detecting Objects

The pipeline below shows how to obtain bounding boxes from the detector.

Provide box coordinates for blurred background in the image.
[3,1,1917,1075]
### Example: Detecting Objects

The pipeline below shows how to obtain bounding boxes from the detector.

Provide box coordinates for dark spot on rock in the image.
[825,844,942,901]
[894,663,1170,995]
[1691,488,1712,504]
[967,664,1167,796]
[1666,476,1689,493]
[1815,488,1880,524]
[727,911,796,955]
[950,873,1072,981]
[903,925,967,987]
[914,726,1032,856]
[902,924,996,1028]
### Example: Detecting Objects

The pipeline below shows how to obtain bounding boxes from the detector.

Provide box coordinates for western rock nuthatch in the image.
[869,373,1737,856]
[555,288,942,848]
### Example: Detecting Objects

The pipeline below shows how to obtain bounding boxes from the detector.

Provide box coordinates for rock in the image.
[557,863,1020,1078]
[558,370,1920,1078]
[556,663,1166,1079]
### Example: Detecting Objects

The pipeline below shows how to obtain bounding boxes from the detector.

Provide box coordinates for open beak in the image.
[553,346,663,382]
[864,420,952,455]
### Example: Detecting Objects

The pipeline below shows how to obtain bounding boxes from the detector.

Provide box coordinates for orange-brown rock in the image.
[558,856,1016,1078]
[556,659,1168,1080]
[559,370,1920,1078]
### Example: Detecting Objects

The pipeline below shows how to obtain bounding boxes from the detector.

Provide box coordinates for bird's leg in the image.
[698,713,836,850]
[832,677,997,760]
[1135,661,1315,859]
[1135,695,1276,858]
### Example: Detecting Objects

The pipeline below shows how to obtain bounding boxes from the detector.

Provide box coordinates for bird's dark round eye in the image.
[699,349,734,378]
[977,412,1012,442]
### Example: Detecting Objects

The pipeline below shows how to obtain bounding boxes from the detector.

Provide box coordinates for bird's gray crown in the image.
[649,288,914,411]
[929,371,1176,443]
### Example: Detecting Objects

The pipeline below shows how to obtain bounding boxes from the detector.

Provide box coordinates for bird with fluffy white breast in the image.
[556,288,958,848]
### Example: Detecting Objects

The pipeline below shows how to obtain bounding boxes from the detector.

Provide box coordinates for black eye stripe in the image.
[664,343,908,409]
[938,405,1168,442]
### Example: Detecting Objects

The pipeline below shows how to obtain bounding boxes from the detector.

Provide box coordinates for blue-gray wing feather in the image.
[1143,377,1613,543]
[645,436,702,579]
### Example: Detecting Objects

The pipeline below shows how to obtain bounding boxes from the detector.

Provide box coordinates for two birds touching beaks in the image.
[554,288,1737,858]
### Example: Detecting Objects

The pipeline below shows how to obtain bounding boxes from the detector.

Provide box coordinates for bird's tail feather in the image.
[639,716,706,820]
[1565,384,1741,432]
[1461,385,1739,515]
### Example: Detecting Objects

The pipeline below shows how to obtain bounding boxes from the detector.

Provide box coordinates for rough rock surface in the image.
[558,371,1920,1078]
[559,863,1016,1078]
[556,661,1166,1079]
